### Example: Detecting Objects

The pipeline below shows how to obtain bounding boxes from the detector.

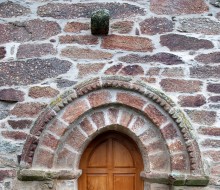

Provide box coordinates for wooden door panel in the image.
[114,174,135,190]
[87,175,108,190]
[79,131,143,190]
[88,141,108,168]
[113,140,134,168]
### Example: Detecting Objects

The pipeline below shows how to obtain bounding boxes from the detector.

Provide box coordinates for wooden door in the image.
[78,131,144,190]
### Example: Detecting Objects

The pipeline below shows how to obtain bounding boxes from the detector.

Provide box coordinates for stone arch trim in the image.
[21,76,205,179]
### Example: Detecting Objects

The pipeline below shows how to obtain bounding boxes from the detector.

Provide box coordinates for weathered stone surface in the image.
[0,140,22,154]
[88,90,112,108]
[64,22,90,33]
[104,64,123,75]
[59,35,98,45]
[56,79,76,88]
[150,0,209,15]
[204,151,220,162]
[91,111,105,129]
[160,79,202,93]
[0,89,25,102]
[0,47,6,59]
[0,170,16,181]
[47,119,67,137]
[195,52,220,64]
[34,148,54,168]
[0,58,71,86]
[61,47,112,60]
[161,68,185,77]
[102,35,153,52]
[111,21,134,34]
[119,53,184,65]
[17,43,56,59]
[37,3,145,19]
[28,86,59,99]
[185,110,216,125]
[207,83,220,93]
[160,34,213,51]
[201,139,220,148]
[41,133,59,150]
[8,120,32,129]
[210,0,220,7]
[190,65,220,79]
[0,155,17,168]
[119,65,144,76]
[0,1,30,18]
[140,17,174,35]
[0,19,61,44]
[198,127,220,136]
[161,123,179,139]
[209,96,220,103]
[11,103,47,118]
[171,153,188,172]
[178,95,206,107]
[2,131,27,140]
[178,18,220,35]
[77,63,105,78]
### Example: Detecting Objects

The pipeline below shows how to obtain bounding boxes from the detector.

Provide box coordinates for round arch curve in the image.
[18,76,209,188]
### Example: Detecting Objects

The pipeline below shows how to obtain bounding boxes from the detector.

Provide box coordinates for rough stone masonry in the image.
[0,0,220,189]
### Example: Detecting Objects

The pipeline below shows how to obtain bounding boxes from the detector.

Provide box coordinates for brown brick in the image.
[17,43,56,59]
[91,111,105,129]
[149,152,169,171]
[61,46,112,60]
[105,64,123,75]
[56,148,77,168]
[62,99,90,124]
[0,58,71,86]
[141,77,156,84]
[0,47,6,59]
[111,21,134,34]
[66,127,86,151]
[171,153,188,172]
[119,111,133,127]
[0,19,60,44]
[1,131,27,140]
[145,140,165,153]
[130,117,145,134]
[207,83,220,94]
[41,133,59,150]
[119,53,184,65]
[139,128,158,145]
[140,17,174,35]
[161,123,179,139]
[195,52,220,64]
[0,89,24,102]
[190,65,220,79]
[101,35,153,52]
[117,92,147,110]
[144,104,167,126]
[47,119,67,137]
[59,35,98,45]
[209,96,220,103]
[0,170,16,181]
[77,63,105,78]
[11,102,47,118]
[147,68,160,76]
[160,34,213,51]
[160,79,202,93]
[168,140,186,153]
[88,90,112,108]
[178,18,220,35]
[64,22,90,33]
[185,110,216,125]
[162,67,185,78]
[56,79,76,88]
[34,148,54,168]
[203,151,220,162]
[79,118,95,136]
[28,86,59,99]
[178,95,206,107]
[8,120,32,129]
[0,1,30,18]
[150,0,209,15]
[201,139,220,148]
[211,165,220,176]
[108,108,119,124]
[119,65,144,76]
[37,3,145,19]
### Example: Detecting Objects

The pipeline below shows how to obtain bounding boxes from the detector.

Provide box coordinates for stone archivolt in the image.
[19,76,208,187]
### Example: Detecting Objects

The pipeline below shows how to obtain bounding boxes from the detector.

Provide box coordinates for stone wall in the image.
[0,0,219,189]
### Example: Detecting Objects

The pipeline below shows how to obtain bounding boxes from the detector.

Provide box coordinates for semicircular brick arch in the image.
[21,76,205,178]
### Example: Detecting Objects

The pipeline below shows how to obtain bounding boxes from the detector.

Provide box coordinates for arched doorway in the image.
[78,131,144,190]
